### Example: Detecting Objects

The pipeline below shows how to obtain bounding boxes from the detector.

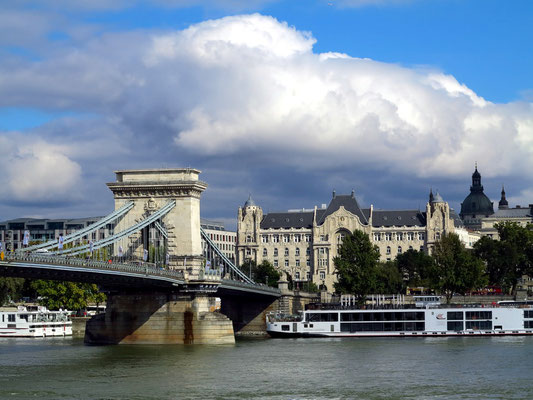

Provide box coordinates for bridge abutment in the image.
[85,292,235,345]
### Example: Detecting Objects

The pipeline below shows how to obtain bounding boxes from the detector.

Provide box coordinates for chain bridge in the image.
[0,169,283,344]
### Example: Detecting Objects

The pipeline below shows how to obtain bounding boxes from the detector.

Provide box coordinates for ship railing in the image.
[267,311,303,323]
[304,303,530,311]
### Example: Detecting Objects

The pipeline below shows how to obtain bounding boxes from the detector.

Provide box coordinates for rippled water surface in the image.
[1,336,532,399]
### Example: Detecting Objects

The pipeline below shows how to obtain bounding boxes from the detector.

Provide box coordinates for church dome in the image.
[244,194,256,208]
[432,191,445,203]
[460,166,494,217]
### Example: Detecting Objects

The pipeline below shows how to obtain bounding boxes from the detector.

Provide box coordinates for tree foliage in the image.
[31,280,106,310]
[0,277,25,306]
[255,260,281,287]
[239,260,281,287]
[474,222,533,293]
[334,230,381,303]
[430,233,487,303]
[395,249,434,288]
[375,261,404,294]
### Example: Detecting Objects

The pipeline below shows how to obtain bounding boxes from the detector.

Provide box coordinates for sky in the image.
[0,0,532,230]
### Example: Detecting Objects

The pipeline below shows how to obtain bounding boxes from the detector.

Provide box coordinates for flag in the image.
[143,249,148,262]
[58,234,64,250]
[165,253,170,265]
[89,240,94,255]
[23,230,30,246]
[118,245,123,258]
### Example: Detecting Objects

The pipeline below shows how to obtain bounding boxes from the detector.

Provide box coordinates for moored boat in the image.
[0,305,72,337]
[267,296,533,338]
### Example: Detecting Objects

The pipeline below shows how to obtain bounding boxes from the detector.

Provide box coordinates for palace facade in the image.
[236,190,458,291]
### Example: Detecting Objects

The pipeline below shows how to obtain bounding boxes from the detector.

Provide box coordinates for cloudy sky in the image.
[1,0,532,229]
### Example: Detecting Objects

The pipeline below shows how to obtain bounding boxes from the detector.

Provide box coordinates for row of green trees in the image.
[0,277,106,310]
[335,222,533,304]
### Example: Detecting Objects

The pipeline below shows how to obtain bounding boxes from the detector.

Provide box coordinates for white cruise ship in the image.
[267,297,533,338]
[0,306,72,337]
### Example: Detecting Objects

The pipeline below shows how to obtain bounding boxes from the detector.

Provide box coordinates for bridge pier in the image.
[85,291,235,345]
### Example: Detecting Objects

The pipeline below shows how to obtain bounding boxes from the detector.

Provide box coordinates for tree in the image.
[375,261,404,294]
[239,259,281,287]
[0,277,25,306]
[474,222,533,293]
[430,233,487,303]
[473,236,506,287]
[31,280,106,310]
[395,249,434,288]
[255,260,281,287]
[333,230,381,303]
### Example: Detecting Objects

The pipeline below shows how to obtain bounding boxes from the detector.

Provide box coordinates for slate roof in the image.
[260,211,317,229]
[450,209,464,228]
[371,210,426,227]
[316,194,368,225]
[488,207,532,219]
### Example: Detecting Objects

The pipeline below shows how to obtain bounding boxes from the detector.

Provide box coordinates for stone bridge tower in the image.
[107,168,207,279]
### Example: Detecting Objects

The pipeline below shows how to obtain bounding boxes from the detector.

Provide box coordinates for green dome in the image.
[460,167,494,217]
[460,192,494,216]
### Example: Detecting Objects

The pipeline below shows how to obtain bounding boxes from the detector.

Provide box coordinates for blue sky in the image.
[0,0,532,228]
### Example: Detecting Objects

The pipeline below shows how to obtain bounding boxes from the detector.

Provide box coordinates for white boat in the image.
[0,305,72,337]
[266,297,533,338]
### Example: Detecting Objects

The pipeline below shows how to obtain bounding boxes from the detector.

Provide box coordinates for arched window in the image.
[262,248,267,257]
[397,246,402,254]
[386,246,391,255]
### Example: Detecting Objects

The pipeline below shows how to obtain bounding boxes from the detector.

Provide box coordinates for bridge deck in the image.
[0,254,280,297]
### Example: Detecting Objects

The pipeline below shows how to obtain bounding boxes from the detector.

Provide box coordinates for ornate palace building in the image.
[236,190,457,291]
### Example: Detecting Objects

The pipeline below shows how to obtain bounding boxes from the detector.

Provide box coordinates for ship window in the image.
[525,321,533,329]
[306,313,338,322]
[524,310,533,319]
[465,321,492,330]
[281,325,290,331]
[466,311,492,320]
[340,322,424,332]
[8,314,15,322]
[447,312,463,320]
[341,312,423,322]
[447,321,463,331]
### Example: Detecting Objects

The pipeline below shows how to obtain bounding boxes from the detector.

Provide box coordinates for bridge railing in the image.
[221,279,281,295]
[3,253,185,281]
[3,254,281,294]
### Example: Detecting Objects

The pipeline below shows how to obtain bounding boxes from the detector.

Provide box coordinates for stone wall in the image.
[71,317,90,337]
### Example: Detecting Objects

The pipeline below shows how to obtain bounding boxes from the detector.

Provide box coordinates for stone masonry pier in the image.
[85,292,235,345]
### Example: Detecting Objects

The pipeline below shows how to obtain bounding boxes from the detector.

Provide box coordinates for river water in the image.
[0,336,532,399]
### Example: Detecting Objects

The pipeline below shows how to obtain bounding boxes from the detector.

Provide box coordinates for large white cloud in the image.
[0,13,531,213]
[0,133,82,204]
